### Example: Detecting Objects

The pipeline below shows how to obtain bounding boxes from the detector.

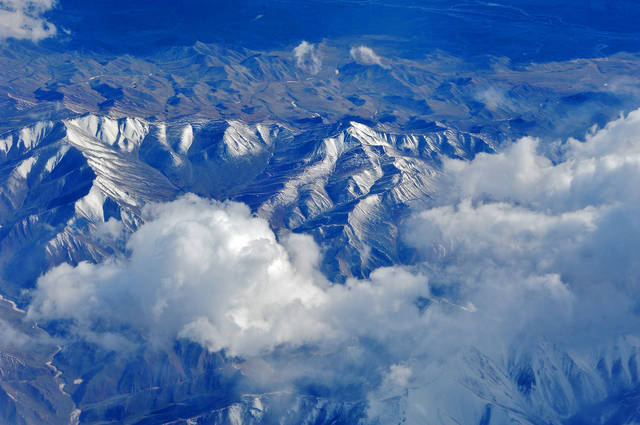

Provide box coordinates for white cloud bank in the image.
[0,0,56,42]
[28,109,640,354]
[26,194,437,356]
[293,41,322,74]
[408,109,640,337]
[28,197,331,355]
[25,108,640,421]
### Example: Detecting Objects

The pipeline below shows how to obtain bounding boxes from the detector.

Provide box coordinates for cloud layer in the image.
[26,108,640,421]
[0,0,56,41]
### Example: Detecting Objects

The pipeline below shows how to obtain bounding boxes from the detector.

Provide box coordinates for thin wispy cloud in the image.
[474,86,515,111]
[293,40,322,74]
[0,0,57,42]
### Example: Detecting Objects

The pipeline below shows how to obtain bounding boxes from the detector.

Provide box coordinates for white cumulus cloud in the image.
[0,0,57,42]
[28,195,331,355]
[350,45,384,66]
[408,109,640,335]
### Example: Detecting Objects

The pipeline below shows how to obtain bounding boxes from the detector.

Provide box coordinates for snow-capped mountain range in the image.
[2,111,640,425]
[0,114,492,295]
[0,3,640,420]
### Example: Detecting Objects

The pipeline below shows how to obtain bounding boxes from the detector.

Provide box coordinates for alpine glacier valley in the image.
[1,1,640,424]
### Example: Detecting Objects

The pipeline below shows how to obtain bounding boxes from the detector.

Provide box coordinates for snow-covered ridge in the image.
[0,114,491,294]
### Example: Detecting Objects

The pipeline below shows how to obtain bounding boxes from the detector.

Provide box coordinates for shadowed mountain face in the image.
[1,1,640,424]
